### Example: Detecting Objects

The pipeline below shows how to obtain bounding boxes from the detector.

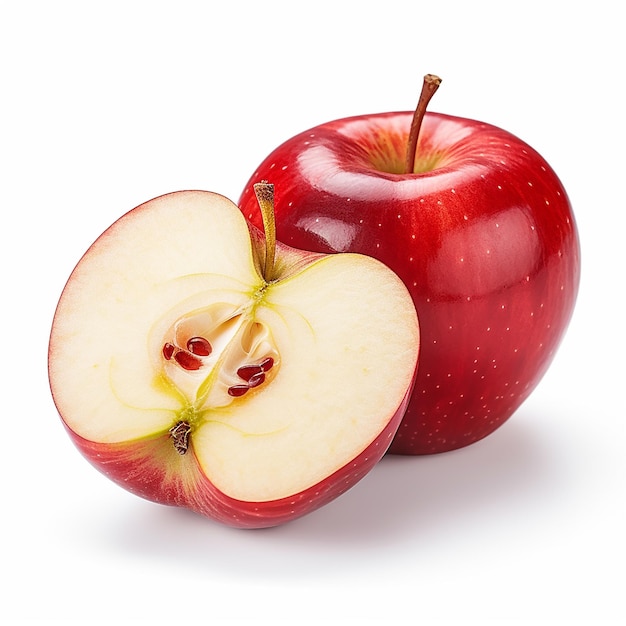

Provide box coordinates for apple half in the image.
[48,185,419,528]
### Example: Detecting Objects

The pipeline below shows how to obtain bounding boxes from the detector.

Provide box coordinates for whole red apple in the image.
[239,80,580,455]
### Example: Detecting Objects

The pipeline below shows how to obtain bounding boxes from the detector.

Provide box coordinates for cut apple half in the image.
[49,185,419,528]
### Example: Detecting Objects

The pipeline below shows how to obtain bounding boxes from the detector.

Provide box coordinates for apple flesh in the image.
[48,188,419,528]
[239,111,580,454]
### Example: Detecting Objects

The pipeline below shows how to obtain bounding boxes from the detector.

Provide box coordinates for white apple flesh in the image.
[48,188,419,528]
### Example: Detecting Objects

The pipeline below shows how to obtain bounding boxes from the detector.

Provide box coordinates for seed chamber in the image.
[158,302,280,450]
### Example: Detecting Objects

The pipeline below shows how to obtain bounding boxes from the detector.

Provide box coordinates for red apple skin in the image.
[55,386,411,529]
[239,111,580,455]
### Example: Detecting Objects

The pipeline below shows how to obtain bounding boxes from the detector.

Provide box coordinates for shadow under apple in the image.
[99,407,568,579]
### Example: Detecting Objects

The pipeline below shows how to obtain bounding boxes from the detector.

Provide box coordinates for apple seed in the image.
[173,350,203,371]
[228,385,249,397]
[236,364,263,381]
[260,357,274,371]
[247,372,266,388]
[187,336,212,356]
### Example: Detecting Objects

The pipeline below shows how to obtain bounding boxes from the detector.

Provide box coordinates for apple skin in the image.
[239,111,580,454]
[62,397,407,529]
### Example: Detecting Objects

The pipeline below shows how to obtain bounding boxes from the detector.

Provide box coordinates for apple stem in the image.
[254,181,277,282]
[404,74,442,174]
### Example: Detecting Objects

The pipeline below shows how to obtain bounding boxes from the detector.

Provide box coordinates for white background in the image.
[1,1,624,624]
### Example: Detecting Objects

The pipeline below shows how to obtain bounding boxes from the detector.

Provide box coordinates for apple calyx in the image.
[169,420,192,455]
[405,73,442,174]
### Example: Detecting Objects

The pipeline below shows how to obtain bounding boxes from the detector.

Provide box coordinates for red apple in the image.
[48,185,419,527]
[239,78,580,455]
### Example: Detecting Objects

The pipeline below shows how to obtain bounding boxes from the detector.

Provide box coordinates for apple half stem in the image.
[404,74,442,174]
[254,181,277,282]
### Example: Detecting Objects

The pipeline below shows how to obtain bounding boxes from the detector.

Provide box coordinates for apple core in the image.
[158,302,280,435]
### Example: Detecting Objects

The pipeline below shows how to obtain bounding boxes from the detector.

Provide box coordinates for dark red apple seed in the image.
[162,343,175,360]
[187,336,212,357]
[174,350,203,371]
[228,385,249,397]
[247,372,266,388]
[237,364,263,381]
[260,357,274,371]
